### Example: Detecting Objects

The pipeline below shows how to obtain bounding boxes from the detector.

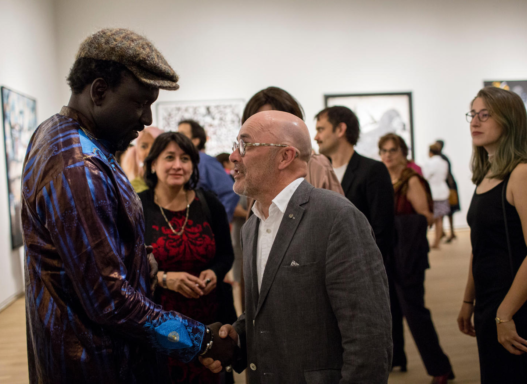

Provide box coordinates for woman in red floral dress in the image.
[138,132,235,384]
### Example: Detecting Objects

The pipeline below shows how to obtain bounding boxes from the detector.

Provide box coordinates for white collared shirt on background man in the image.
[251,177,304,291]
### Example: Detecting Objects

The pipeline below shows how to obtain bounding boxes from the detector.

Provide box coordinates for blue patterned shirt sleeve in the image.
[35,152,205,362]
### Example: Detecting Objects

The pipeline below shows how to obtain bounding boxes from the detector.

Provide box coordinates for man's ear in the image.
[277,147,297,170]
[90,78,109,107]
[335,122,347,139]
[192,138,201,149]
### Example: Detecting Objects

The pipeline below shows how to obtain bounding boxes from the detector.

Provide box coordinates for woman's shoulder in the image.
[509,163,527,187]
[196,189,226,212]
[137,188,154,206]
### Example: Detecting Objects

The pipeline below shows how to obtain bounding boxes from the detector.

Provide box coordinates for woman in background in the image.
[121,126,163,192]
[423,143,450,249]
[458,87,527,383]
[139,132,235,384]
[379,133,453,384]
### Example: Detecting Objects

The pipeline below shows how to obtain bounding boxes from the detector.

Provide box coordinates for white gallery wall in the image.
[1,0,526,307]
[0,0,61,309]
[53,0,527,230]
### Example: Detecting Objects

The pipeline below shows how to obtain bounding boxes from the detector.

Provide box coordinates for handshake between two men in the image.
[199,323,240,373]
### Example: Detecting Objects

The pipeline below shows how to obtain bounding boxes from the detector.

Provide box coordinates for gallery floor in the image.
[0,231,480,384]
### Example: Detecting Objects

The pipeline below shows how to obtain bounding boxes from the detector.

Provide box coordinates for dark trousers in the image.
[389,270,452,376]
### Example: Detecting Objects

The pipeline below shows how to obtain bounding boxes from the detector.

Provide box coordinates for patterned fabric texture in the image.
[76,28,179,90]
[22,107,204,384]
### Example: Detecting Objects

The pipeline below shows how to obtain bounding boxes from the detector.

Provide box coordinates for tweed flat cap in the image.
[76,28,179,90]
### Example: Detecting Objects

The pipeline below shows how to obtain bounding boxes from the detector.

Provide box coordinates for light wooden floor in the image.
[0,231,479,383]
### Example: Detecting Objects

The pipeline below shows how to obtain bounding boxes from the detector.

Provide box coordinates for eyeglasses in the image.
[232,139,290,157]
[466,110,491,123]
[379,148,399,156]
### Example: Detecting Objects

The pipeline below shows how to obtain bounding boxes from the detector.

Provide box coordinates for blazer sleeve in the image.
[366,161,395,259]
[325,204,392,383]
[203,191,235,282]
[232,228,247,372]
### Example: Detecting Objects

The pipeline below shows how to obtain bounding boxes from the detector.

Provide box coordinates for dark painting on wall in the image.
[484,80,527,111]
[325,92,414,160]
[1,87,37,249]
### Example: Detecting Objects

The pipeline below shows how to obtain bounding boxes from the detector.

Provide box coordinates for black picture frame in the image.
[1,86,38,249]
[324,92,414,160]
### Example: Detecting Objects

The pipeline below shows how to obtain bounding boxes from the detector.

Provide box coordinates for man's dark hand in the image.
[145,245,158,292]
[199,322,239,370]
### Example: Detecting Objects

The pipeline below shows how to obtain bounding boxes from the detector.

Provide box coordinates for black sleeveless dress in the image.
[467,176,527,383]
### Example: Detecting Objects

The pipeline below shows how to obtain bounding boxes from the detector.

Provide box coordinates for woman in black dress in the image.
[138,132,235,384]
[458,87,527,383]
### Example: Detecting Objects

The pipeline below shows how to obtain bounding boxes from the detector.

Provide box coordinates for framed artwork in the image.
[484,80,527,110]
[156,99,245,156]
[1,86,38,249]
[325,92,414,160]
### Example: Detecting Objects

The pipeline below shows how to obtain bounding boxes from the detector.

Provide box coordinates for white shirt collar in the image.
[252,178,304,221]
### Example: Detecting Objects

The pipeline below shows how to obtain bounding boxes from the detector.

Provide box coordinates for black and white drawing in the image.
[325,92,414,160]
[156,99,245,156]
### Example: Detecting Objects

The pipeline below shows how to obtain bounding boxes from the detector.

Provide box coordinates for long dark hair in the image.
[143,132,200,190]
[242,86,304,123]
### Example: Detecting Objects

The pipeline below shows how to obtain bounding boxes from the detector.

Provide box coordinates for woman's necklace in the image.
[155,190,189,236]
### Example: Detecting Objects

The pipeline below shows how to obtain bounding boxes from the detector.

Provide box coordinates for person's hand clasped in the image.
[199,323,239,373]
[199,269,217,295]
[457,302,476,337]
[165,272,206,299]
[497,319,527,355]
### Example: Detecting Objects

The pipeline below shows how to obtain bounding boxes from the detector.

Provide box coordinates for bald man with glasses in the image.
[200,111,392,384]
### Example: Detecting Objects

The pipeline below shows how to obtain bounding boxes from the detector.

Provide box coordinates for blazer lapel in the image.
[243,215,260,312]
[254,181,312,318]
[341,151,361,195]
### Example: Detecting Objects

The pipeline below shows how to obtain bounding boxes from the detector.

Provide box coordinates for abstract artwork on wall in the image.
[325,92,414,161]
[1,87,37,249]
[484,80,527,111]
[156,99,245,156]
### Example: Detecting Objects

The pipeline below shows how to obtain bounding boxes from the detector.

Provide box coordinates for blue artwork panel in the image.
[1,87,37,249]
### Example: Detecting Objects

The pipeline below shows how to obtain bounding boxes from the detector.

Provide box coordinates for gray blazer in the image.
[233,181,392,384]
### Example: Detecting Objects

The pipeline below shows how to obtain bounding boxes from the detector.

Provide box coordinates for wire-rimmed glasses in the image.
[232,139,289,157]
[466,110,491,123]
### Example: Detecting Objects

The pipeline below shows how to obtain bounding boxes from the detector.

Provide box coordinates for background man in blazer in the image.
[200,111,392,383]
[314,106,395,261]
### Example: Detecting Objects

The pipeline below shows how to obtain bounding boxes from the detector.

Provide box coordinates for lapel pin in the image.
[289,214,295,219]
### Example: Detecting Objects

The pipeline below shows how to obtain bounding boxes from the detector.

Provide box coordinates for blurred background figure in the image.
[423,143,450,249]
[459,87,527,384]
[121,126,164,193]
[216,152,247,287]
[139,132,236,384]
[436,139,460,243]
[379,133,454,384]
[178,120,240,222]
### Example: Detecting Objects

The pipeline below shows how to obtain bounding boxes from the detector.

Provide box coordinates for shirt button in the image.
[250,363,257,371]
[266,229,271,234]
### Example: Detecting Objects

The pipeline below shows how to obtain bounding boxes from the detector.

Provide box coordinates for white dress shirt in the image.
[251,178,304,291]
[422,155,450,201]
[332,163,348,183]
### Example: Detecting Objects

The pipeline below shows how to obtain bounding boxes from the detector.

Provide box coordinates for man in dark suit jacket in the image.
[200,111,392,383]
[314,106,395,260]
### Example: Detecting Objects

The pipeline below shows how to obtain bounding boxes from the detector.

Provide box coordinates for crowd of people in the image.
[20,27,527,384]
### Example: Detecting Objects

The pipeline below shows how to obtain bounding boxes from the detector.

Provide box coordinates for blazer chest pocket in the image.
[304,369,341,384]
[278,262,320,294]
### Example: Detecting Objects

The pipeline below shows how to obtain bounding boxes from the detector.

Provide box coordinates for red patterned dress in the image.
[139,189,235,384]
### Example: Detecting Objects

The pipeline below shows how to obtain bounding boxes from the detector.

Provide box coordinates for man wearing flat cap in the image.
[22,28,236,384]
